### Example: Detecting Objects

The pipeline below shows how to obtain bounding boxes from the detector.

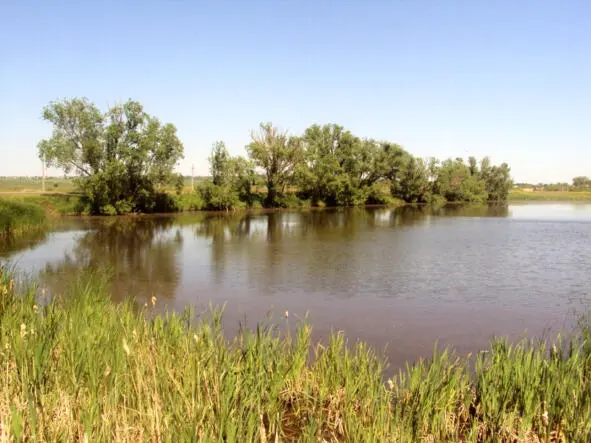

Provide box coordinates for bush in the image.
[198,181,242,211]
[173,193,204,212]
[365,183,397,205]
[272,193,309,208]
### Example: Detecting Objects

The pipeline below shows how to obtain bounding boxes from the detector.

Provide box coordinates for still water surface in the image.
[2,203,591,368]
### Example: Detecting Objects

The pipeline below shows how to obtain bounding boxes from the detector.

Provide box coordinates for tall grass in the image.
[0,267,590,441]
[1,194,87,216]
[0,199,47,236]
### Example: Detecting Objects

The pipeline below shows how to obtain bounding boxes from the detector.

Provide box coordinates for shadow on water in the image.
[41,216,185,302]
[0,230,49,255]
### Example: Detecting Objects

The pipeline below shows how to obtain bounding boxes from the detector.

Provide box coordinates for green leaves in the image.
[246,123,304,207]
[38,98,184,214]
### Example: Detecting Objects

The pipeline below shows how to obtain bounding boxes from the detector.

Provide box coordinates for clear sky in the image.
[0,0,589,183]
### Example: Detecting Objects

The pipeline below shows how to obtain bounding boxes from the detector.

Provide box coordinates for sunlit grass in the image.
[0,199,47,235]
[509,190,591,201]
[0,267,590,441]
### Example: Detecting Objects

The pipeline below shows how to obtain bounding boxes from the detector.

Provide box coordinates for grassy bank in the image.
[0,194,84,216]
[0,199,47,236]
[0,269,590,441]
[509,190,591,201]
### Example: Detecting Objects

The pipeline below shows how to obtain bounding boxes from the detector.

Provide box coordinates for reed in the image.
[0,199,47,236]
[0,267,589,441]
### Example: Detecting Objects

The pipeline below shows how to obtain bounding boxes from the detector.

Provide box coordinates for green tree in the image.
[199,142,257,210]
[298,124,357,205]
[483,163,513,201]
[246,123,304,207]
[468,156,479,176]
[38,98,184,214]
[572,176,591,188]
[395,157,431,203]
[435,158,487,203]
[209,141,231,187]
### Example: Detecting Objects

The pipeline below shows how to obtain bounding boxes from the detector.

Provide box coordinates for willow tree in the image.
[38,98,184,214]
[246,123,304,207]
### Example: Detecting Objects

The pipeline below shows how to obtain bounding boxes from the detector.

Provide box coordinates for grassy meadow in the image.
[0,267,590,441]
[0,177,76,194]
[509,190,591,201]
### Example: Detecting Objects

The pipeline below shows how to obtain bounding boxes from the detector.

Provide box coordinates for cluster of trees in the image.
[199,123,513,210]
[514,177,591,192]
[38,98,512,215]
[38,98,184,215]
[572,176,591,190]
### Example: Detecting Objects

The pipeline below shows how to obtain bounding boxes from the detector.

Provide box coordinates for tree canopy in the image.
[38,98,184,214]
[199,122,513,209]
[38,100,513,212]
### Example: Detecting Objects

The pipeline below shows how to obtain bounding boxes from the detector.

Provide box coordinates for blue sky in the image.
[1,0,589,183]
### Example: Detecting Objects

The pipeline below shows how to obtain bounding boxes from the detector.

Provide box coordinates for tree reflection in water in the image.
[42,216,184,303]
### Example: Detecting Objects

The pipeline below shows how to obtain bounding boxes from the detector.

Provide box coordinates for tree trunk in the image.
[265,180,277,207]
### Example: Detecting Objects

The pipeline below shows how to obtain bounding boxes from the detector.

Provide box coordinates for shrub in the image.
[198,181,242,211]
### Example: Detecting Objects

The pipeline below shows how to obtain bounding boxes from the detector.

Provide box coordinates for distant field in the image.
[0,176,209,194]
[509,190,591,201]
[0,177,76,193]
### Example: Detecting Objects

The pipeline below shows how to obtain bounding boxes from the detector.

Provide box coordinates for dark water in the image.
[2,203,591,368]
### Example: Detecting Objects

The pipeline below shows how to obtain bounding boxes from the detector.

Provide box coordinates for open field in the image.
[0,177,208,195]
[0,267,590,441]
[0,177,76,193]
[509,190,591,201]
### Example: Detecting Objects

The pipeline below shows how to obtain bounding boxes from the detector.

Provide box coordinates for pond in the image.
[2,203,591,368]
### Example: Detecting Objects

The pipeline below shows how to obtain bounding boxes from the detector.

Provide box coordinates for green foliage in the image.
[297,125,410,207]
[209,141,232,187]
[197,181,243,211]
[393,157,432,203]
[434,158,487,203]
[480,158,513,201]
[246,123,304,207]
[173,192,204,212]
[38,98,184,215]
[572,176,591,190]
[1,267,590,441]
[0,199,47,235]
[36,102,514,212]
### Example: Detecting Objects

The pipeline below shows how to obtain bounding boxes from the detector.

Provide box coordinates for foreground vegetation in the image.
[0,200,46,236]
[1,268,590,441]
